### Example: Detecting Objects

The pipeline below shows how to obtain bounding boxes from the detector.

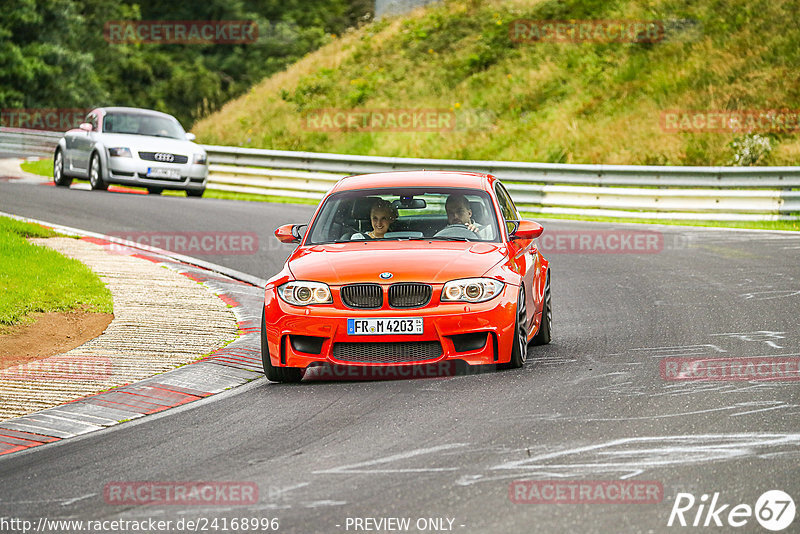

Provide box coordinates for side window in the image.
[86,113,98,132]
[495,183,520,235]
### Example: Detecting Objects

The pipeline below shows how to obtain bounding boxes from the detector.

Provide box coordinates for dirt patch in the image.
[0,312,114,369]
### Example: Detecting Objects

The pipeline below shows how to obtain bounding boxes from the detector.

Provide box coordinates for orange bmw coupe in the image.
[261,171,551,382]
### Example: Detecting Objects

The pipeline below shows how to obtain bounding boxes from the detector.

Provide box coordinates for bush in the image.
[729,134,772,166]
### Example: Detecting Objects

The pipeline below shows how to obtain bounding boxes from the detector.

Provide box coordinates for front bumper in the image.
[107,158,208,191]
[263,284,518,369]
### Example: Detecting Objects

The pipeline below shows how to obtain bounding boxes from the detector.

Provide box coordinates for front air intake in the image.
[332,341,443,363]
[341,284,383,309]
[388,283,432,308]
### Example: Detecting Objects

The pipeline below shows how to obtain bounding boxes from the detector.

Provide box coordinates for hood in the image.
[100,133,202,155]
[287,241,507,285]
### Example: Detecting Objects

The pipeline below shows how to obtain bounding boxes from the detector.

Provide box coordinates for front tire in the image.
[89,153,108,191]
[507,286,529,369]
[532,272,552,346]
[261,310,304,383]
[53,149,72,186]
[147,187,163,195]
[186,189,204,198]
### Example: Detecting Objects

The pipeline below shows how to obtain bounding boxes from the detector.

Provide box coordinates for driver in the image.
[445,194,491,238]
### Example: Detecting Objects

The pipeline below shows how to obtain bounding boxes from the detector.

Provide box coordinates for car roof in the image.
[94,107,178,120]
[329,171,495,193]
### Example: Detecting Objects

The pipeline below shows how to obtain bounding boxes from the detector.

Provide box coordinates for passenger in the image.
[445,194,491,238]
[352,199,398,239]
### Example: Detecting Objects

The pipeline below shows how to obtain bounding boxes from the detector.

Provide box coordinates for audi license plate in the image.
[347,317,423,335]
[146,167,181,179]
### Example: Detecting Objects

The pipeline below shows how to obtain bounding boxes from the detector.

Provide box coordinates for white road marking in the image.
[270,482,310,497]
[710,331,786,349]
[739,289,800,300]
[61,493,95,506]
[313,443,467,474]
[729,404,796,417]
[456,433,800,486]
[303,500,347,508]
[500,401,798,422]
[631,344,726,357]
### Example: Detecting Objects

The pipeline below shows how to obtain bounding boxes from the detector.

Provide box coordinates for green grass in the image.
[194,0,800,166]
[0,217,58,239]
[19,158,53,177]
[0,216,113,327]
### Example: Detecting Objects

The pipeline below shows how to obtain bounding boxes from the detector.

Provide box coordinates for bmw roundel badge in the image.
[379,272,393,280]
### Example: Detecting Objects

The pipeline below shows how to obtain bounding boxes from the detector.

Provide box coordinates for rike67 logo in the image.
[668,490,795,531]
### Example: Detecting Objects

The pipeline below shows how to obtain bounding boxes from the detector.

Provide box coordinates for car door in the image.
[70,112,98,176]
[496,182,538,334]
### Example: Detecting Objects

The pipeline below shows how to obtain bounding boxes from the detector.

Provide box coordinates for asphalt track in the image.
[1,179,799,533]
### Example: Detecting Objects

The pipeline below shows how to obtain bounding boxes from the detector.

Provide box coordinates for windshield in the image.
[306,187,501,245]
[102,112,186,139]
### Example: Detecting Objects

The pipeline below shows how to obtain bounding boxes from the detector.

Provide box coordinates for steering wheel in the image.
[433,224,478,239]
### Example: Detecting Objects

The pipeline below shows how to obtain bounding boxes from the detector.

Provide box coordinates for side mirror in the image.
[185,132,196,141]
[275,224,306,244]
[510,220,544,240]
[79,123,92,132]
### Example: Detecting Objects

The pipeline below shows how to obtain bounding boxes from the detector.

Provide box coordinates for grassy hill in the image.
[193,0,800,166]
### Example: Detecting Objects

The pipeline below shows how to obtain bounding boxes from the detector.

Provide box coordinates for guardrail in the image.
[204,145,800,221]
[2,128,799,221]
[0,128,61,158]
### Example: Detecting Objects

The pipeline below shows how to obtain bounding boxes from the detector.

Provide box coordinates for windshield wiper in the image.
[408,236,473,242]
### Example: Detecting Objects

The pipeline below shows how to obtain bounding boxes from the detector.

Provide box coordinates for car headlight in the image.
[441,278,504,303]
[108,147,132,157]
[278,281,332,306]
[193,153,207,164]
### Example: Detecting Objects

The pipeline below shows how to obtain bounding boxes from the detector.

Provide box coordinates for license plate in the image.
[347,317,423,335]
[146,167,181,179]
